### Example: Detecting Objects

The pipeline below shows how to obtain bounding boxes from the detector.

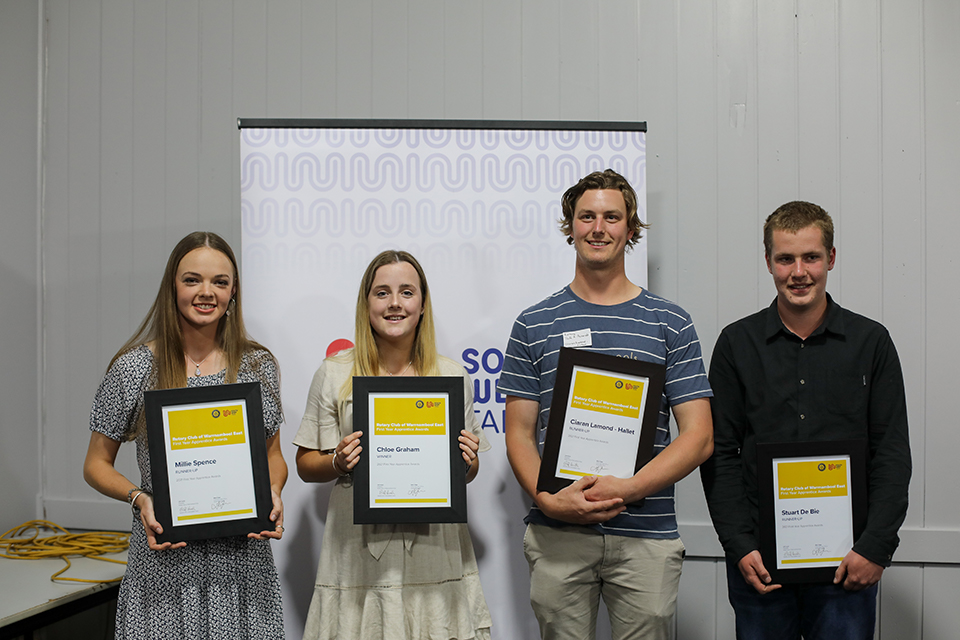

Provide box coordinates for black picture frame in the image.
[353,376,467,524]
[756,439,869,584]
[536,347,666,495]
[145,382,274,544]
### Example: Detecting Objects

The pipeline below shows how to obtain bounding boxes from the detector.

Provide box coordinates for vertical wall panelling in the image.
[336,0,374,117]
[40,0,72,523]
[923,565,960,638]
[879,565,924,639]
[597,1,639,123]
[558,1,598,120]
[407,0,446,119]
[443,2,483,119]
[199,0,238,239]
[676,558,719,640]
[481,0,522,118]
[371,0,409,119]
[755,1,799,306]
[164,2,201,238]
[879,0,925,531]
[637,0,680,301]
[796,0,842,298]
[520,0,560,120]
[131,0,170,300]
[266,0,303,119]
[836,0,882,319]
[62,0,103,521]
[921,0,960,532]
[299,1,338,117]
[0,0,41,531]
[714,0,758,348]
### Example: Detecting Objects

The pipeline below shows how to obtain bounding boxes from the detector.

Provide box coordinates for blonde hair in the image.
[109,232,276,438]
[339,250,439,399]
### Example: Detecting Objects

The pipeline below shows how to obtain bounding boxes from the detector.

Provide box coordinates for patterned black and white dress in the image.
[90,345,284,640]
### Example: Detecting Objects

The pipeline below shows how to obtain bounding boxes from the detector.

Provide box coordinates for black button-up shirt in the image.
[701,295,911,567]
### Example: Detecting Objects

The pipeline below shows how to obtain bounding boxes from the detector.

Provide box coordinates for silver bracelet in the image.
[130,490,148,512]
[331,453,349,477]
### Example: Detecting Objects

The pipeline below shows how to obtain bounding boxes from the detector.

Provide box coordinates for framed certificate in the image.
[757,439,868,584]
[352,376,467,525]
[145,382,274,544]
[536,347,666,495]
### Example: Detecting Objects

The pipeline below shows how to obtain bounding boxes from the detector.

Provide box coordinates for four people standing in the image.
[84,185,910,639]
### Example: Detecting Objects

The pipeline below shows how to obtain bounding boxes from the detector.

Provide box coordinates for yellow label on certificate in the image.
[569,371,644,419]
[167,404,247,450]
[373,397,447,436]
[776,459,849,499]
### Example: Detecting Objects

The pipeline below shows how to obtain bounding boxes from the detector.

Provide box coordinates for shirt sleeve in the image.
[89,348,151,442]
[292,360,345,452]
[700,328,759,563]
[853,329,911,566]
[663,314,713,407]
[498,314,540,401]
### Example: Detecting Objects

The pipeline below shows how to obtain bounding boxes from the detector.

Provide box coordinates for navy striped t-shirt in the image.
[498,285,713,539]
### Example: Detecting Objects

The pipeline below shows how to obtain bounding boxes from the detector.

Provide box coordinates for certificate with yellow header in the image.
[145,383,273,543]
[353,377,467,524]
[757,440,868,584]
[537,348,666,495]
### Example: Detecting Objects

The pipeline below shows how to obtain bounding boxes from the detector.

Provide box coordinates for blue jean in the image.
[725,559,878,640]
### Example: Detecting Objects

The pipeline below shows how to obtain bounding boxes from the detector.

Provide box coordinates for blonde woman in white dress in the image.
[294,250,492,640]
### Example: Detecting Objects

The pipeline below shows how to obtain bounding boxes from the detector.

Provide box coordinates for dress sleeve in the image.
[257,354,284,439]
[292,359,345,452]
[89,348,151,442]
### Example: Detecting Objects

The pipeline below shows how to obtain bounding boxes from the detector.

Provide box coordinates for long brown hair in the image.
[339,250,439,398]
[110,231,273,392]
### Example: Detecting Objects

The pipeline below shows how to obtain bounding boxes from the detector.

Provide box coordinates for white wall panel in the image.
[879,0,925,532]
[0,0,41,532]
[922,0,960,532]
[29,0,960,637]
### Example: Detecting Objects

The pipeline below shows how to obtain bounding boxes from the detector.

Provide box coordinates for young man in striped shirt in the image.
[499,169,714,640]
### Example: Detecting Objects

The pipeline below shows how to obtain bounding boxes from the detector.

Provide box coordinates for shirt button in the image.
[800,414,805,420]
[801,344,805,349]
[800,379,805,385]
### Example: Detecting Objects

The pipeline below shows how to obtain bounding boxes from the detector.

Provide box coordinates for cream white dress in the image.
[293,352,492,640]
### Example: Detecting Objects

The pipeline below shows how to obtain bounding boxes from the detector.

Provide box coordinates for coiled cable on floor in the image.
[0,519,129,584]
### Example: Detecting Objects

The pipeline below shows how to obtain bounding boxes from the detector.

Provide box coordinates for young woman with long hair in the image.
[83,231,287,639]
[294,250,492,640]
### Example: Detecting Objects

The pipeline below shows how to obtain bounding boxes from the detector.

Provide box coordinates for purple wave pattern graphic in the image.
[242,198,571,240]
[241,152,645,194]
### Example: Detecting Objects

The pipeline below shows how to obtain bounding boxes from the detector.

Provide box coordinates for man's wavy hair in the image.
[559,169,649,248]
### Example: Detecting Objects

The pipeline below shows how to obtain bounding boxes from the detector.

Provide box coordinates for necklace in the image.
[185,351,215,377]
[384,361,413,377]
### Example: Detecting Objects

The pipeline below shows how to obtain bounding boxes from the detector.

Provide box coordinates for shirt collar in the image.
[764,293,845,341]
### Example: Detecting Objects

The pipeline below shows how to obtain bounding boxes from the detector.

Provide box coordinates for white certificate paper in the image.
[161,400,257,526]
[554,365,650,480]
[772,455,854,569]
[367,392,451,508]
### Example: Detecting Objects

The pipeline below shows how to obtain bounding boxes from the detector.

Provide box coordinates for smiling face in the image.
[571,189,635,270]
[766,225,836,318]
[175,247,236,333]
[367,261,423,347]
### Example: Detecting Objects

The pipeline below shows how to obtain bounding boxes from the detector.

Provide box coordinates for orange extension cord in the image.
[0,520,129,584]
